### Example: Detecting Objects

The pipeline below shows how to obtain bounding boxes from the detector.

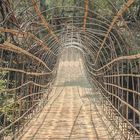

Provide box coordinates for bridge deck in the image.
[20,48,122,140]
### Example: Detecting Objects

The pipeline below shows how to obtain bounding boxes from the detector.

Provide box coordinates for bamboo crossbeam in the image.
[93,0,134,65]
[0,42,52,71]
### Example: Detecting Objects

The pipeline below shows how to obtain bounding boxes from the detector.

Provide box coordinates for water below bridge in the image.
[20,48,123,140]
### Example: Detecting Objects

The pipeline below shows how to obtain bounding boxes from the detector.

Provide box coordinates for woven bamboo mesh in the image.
[0,0,140,139]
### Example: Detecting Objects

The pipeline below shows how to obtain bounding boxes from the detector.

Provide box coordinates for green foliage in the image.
[0,34,5,44]
[0,71,7,90]
[129,49,140,55]
[1,99,19,122]
[0,71,7,106]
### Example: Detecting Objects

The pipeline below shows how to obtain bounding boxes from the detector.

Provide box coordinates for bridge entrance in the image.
[0,0,140,139]
[20,48,122,140]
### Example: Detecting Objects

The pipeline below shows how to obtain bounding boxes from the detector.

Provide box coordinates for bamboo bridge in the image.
[0,0,140,140]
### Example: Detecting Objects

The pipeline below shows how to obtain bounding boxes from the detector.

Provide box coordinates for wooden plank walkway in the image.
[20,48,123,140]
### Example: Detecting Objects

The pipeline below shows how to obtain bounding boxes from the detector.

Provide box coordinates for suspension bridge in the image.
[0,0,140,140]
